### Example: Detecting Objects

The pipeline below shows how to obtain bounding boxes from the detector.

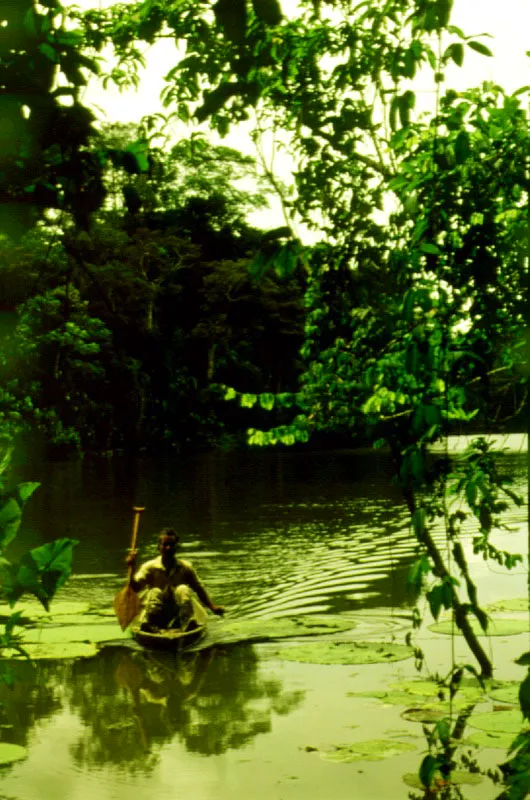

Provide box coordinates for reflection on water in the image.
[0,644,305,776]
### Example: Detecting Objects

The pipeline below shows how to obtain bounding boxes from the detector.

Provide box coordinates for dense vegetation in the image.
[1,0,530,792]
[0,126,305,454]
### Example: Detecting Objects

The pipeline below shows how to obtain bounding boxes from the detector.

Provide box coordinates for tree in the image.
[79,0,530,678]
[0,0,106,238]
[1,123,305,453]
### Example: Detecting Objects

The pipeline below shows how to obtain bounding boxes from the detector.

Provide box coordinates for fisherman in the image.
[126,527,225,632]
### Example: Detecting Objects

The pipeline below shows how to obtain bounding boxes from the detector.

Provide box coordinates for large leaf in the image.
[4,538,79,610]
[0,482,40,549]
[123,140,150,174]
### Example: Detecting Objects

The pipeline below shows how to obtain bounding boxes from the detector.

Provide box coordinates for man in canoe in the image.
[127,528,225,633]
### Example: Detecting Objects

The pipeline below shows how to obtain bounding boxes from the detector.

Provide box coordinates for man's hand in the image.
[210,604,225,616]
[125,550,138,568]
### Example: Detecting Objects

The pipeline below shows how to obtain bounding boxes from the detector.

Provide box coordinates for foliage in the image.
[497,659,530,799]
[0,0,105,236]
[0,125,305,454]
[0,449,78,697]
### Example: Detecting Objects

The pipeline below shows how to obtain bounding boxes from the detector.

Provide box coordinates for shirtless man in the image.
[127,528,225,632]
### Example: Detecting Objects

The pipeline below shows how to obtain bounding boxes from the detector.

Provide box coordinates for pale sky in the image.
[73,0,530,232]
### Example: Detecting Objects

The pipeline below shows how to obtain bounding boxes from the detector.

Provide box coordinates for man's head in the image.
[158,528,180,561]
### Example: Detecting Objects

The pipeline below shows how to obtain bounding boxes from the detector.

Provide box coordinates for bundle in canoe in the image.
[131,621,207,650]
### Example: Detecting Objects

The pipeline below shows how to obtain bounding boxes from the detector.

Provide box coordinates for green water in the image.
[0,438,528,800]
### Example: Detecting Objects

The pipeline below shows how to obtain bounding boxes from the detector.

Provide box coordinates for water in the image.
[0,438,528,800]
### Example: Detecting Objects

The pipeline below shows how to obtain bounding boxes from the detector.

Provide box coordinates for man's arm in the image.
[125,551,146,593]
[185,564,225,616]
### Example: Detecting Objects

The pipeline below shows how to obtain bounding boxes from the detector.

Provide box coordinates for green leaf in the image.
[240,393,257,408]
[38,42,58,62]
[467,41,493,57]
[55,31,84,47]
[466,480,477,508]
[441,578,453,610]
[424,405,441,427]
[427,585,445,620]
[519,671,530,721]
[6,538,79,610]
[23,9,39,38]
[276,393,295,409]
[259,393,275,411]
[420,243,440,255]
[419,754,442,788]
[410,449,425,483]
[436,719,451,746]
[124,140,150,173]
[446,42,464,67]
[515,652,530,667]
[436,0,453,28]
[406,554,430,600]
[454,130,471,163]
[224,386,237,401]
[0,483,40,549]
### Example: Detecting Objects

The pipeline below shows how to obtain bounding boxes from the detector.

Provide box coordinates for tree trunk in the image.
[401,475,493,679]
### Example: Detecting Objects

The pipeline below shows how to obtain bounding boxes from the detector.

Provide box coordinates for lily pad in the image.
[320,739,417,763]
[37,613,111,626]
[349,680,482,709]
[403,770,483,789]
[0,601,91,623]
[486,598,528,613]
[467,709,525,734]
[0,743,27,765]
[466,730,517,749]
[429,617,528,637]
[214,615,356,645]
[488,683,520,705]
[348,690,420,705]
[0,642,98,660]
[20,623,129,644]
[401,705,451,723]
[277,641,413,665]
[392,679,484,705]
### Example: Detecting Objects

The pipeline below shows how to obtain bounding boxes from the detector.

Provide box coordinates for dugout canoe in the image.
[131,622,207,650]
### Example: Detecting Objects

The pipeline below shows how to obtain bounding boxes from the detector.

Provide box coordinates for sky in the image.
[73,0,530,232]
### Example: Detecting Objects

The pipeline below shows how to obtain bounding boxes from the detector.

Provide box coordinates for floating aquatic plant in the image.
[429,617,528,637]
[277,641,413,665]
[0,601,91,623]
[0,641,97,660]
[403,770,483,789]
[485,598,529,614]
[467,709,524,734]
[19,622,130,645]
[320,738,417,763]
[0,743,27,765]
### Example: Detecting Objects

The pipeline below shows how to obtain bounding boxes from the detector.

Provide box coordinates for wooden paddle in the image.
[113,506,145,630]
